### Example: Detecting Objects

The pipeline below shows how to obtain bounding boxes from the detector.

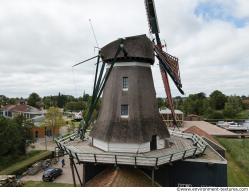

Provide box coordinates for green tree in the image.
[209,90,227,110]
[157,98,166,109]
[57,92,68,108]
[182,93,207,116]
[14,115,33,154]
[0,117,22,156]
[27,93,42,108]
[43,107,65,140]
[224,96,243,118]
[65,101,86,112]
[83,93,90,102]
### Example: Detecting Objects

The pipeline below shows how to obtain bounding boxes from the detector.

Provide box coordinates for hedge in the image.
[0,150,52,175]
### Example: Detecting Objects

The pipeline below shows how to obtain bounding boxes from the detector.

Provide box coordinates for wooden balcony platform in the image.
[56,131,210,167]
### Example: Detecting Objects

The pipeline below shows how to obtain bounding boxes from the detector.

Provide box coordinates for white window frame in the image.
[122,77,128,91]
[121,104,129,118]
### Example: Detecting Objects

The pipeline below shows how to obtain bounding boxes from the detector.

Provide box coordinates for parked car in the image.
[42,168,63,182]
[27,162,43,175]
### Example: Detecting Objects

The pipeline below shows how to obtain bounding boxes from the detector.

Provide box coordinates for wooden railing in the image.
[55,131,208,167]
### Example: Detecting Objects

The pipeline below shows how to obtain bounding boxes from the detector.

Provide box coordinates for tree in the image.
[182,93,207,116]
[65,101,86,112]
[209,90,227,110]
[0,117,21,156]
[27,92,42,108]
[157,98,166,109]
[83,93,90,102]
[14,115,33,154]
[224,96,243,118]
[43,107,65,140]
[57,92,67,108]
[0,115,32,156]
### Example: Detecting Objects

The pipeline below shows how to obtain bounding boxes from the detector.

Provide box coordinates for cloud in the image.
[0,0,248,98]
[194,0,249,27]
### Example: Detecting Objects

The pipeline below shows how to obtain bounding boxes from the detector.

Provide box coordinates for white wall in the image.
[92,137,166,153]
[109,142,150,153]
[92,138,109,151]
[157,137,165,150]
[92,138,152,153]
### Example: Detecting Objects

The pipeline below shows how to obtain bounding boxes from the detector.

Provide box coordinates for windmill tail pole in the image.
[80,40,125,139]
[159,66,179,127]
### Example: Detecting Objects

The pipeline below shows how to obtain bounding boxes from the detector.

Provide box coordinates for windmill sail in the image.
[154,45,184,95]
[145,0,160,34]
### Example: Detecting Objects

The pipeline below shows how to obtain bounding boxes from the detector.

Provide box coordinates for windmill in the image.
[55,1,226,187]
[74,0,184,140]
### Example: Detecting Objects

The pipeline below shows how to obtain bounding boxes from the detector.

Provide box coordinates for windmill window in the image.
[122,77,128,91]
[121,105,129,118]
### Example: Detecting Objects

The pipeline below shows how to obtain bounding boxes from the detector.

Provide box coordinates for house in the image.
[31,115,61,140]
[159,108,184,127]
[0,104,43,119]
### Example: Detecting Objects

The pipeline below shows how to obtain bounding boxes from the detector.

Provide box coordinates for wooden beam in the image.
[69,156,76,187]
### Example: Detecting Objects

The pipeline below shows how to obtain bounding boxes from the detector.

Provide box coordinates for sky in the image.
[0,0,249,98]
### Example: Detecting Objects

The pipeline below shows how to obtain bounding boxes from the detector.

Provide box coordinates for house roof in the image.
[184,126,218,144]
[0,105,15,111]
[184,126,226,151]
[159,108,183,115]
[182,121,237,136]
[1,104,42,114]
[86,167,154,187]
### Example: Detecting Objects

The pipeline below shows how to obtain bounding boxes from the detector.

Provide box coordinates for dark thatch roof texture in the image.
[100,34,155,64]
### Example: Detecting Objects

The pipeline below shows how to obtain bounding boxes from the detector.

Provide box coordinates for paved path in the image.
[22,155,82,185]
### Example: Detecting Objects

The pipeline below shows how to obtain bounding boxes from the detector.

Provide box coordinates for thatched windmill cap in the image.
[100,34,155,64]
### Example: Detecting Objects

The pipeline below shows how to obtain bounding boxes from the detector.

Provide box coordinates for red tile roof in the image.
[1,104,41,113]
[184,126,218,144]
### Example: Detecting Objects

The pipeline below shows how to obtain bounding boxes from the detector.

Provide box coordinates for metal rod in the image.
[81,40,123,139]
[81,61,106,139]
[93,55,100,91]
[94,45,122,104]
[93,61,106,97]
[72,55,98,67]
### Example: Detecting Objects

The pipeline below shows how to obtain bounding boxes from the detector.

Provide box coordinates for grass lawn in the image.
[0,150,52,175]
[236,110,249,119]
[23,181,74,187]
[216,138,249,186]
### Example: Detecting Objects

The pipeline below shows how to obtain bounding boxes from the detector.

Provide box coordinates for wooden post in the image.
[182,150,187,160]
[151,168,155,186]
[73,161,83,186]
[82,164,86,186]
[193,147,198,156]
[70,156,77,187]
